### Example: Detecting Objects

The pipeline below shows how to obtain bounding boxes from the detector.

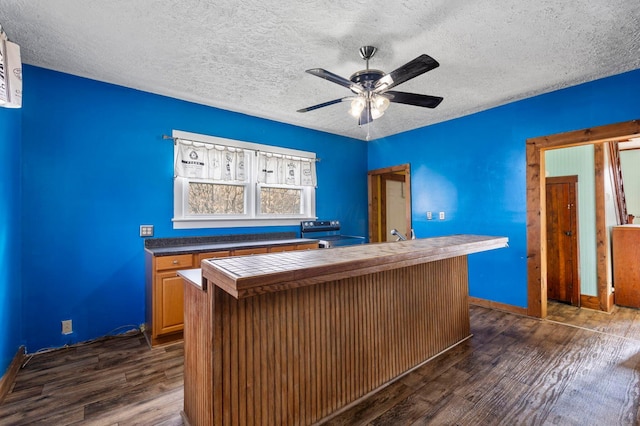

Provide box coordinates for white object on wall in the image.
[0,24,22,108]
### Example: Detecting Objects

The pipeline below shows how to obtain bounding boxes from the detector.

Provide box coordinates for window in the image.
[172,130,317,229]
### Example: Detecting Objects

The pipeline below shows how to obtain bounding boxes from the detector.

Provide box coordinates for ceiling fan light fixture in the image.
[370,107,384,120]
[370,95,389,120]
[349,97,366,117]
[373,95,389,112]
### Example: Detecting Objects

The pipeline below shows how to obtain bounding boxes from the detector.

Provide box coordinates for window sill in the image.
[172,217,317,229]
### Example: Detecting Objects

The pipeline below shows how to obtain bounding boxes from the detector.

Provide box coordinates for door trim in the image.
[368,164,411,243]
[526,119,640,317]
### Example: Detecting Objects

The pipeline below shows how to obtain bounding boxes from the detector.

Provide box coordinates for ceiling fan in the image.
[297,46,443,126]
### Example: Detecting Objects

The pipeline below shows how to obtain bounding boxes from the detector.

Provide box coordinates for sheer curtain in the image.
[257,152,316,186]
[175,138,316,187]
[174,139,246,182]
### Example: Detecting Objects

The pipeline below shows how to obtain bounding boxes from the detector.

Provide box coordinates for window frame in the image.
[172,130,317,229]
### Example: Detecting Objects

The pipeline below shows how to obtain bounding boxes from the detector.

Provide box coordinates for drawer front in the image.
[197,251,231,264]
[268,244,295,253]
[155,254,194,271]
[296,242,319,250]
[233,247,269,256]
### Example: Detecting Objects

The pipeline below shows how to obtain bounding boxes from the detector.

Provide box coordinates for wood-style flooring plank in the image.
[3,302,640,425]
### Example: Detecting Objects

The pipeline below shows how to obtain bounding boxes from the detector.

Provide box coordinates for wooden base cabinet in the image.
[613,225,640,308]
[145,253,196,346]
[145,242,317,346]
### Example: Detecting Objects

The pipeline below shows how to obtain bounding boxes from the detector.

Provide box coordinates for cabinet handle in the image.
[173,260,179,264]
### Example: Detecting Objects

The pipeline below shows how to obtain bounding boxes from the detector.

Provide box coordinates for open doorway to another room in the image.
[368,164,412,243]
[526,119,640,318]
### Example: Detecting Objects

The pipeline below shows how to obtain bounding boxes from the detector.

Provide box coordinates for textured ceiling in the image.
[1,1,639,140]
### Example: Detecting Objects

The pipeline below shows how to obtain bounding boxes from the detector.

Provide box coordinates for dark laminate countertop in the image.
[145,237,318,256]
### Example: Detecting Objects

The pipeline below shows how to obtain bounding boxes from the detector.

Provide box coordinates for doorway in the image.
[368,164,412,243]
[526,119,640,318]
[545,175,580,306]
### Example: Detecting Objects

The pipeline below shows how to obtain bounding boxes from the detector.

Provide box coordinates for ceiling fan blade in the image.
[297,97,350,113]
[358,103,373,126]
[306,68,363,94]
[385,91,443,108]
[374,54,439,92]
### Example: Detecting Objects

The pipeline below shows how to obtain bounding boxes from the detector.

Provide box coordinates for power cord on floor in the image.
[20,324,144,369]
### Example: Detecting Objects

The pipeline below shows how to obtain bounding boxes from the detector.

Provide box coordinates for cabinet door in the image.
[613,227,640,308]
[155,271,185,336]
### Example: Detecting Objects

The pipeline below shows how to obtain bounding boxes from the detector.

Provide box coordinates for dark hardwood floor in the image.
[2,302,640,425]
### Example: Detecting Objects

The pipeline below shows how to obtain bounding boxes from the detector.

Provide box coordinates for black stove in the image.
[300,220,365,248]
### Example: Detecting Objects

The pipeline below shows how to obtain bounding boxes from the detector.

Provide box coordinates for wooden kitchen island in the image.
[182,235,508,425]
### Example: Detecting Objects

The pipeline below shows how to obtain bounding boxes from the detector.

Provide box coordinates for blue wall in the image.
[8,63,640,367]
[0,106,22,374]
[368,68,640,308]
[20,65,368,352]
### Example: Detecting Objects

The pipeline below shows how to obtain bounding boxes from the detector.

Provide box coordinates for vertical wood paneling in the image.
[546,145,598,297]
[184,256,471,425]
[182,281,212,426]
[251,296,261,426]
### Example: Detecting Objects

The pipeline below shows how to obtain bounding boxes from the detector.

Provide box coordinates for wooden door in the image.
[546,176,580,305]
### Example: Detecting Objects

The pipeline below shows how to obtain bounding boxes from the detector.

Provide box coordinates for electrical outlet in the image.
[427,211,433,220]
[61,319,73,335]
[140,225,154,237]
[439,211,445,220]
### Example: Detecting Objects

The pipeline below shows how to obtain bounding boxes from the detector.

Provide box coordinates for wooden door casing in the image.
[546,176,580,306]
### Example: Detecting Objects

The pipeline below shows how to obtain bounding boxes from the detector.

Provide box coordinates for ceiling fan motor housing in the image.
[350,69,385,91]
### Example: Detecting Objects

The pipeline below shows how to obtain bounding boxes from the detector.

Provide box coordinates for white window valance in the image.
[174,139,246,182]
[257,152,316,186]
[175,138,316,187]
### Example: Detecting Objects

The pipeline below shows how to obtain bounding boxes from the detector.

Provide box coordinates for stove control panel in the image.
[300,220,341,232]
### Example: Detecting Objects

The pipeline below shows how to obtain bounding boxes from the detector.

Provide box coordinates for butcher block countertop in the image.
[201,234,508,299]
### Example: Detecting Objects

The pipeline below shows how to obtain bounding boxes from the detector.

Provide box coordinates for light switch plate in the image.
[439,212,445,220]
[140,225,154,237]
[427,211,433,220]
